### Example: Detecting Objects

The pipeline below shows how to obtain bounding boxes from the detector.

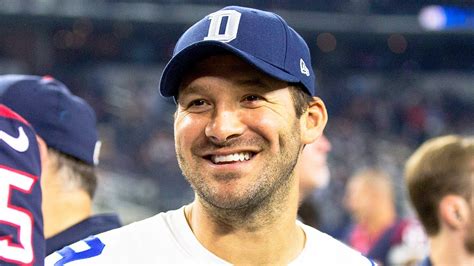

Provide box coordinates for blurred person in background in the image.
[297,134,332,227]
[46,6,374,265]
[297,135,332,202]
[343,167,427,265]
[0,75,122,255]
[404,135,473,266]
[0,104,44,265]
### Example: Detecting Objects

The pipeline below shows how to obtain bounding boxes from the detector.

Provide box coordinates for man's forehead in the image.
[179,77,280,96]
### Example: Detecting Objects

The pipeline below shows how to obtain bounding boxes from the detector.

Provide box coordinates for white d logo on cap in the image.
[204,10,241,43]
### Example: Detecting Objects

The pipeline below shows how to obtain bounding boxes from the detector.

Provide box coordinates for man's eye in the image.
[243,95,263,102]
[189,99,206,107]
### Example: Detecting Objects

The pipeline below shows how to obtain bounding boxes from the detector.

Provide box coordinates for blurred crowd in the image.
[106,0,473,14]
[306,71,473,235]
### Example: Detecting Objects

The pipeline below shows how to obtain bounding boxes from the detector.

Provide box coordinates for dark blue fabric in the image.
[419,256,432,266]
[160,6,316,98]
[341,219,409,266]
[366,219,407,265]
[0,75,99,165]
[46,214,121,255]
[0,105,44,266]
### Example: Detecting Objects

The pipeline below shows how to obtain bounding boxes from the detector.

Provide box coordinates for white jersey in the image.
[46,207,374,265]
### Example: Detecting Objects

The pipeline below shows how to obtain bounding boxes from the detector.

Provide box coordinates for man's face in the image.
[174,54,303,210]
[344,178,372,222]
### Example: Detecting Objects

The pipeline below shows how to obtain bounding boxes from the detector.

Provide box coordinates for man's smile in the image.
[201,149,259,165]
[209,152,253,164]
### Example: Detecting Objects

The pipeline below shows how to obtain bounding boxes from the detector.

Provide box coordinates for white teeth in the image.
[211,152,252,163]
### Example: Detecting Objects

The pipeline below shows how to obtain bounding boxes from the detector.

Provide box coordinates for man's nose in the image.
[205,107,245,145]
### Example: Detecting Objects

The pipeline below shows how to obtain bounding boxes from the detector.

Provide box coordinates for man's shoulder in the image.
[45,208,185,265]
[45,213,122,255]
[298,224,375,265]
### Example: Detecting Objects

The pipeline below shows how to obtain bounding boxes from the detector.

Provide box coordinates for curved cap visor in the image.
[159,40,301,98]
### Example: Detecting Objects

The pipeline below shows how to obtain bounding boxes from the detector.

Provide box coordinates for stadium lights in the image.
[419,5,474,31]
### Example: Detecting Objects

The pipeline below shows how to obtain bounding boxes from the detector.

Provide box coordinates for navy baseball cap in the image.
[159,5,316,98]
[0,75,101,165]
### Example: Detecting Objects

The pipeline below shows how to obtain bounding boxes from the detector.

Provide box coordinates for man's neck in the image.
[185,182,305,265]
[430,234,474,266]
[43,190,92,238]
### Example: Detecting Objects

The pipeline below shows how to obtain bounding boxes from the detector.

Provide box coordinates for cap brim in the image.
[159,41,300,98]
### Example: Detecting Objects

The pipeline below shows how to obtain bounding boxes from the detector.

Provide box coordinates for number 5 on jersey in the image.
[0,167,36,265]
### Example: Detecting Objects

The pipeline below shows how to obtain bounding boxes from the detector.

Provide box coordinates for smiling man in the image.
[46,6,373,265]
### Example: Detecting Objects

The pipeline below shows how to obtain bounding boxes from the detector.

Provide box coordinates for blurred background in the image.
[0,0,473,234]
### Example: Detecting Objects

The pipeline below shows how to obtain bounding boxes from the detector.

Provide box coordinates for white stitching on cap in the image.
[93,140,101,165]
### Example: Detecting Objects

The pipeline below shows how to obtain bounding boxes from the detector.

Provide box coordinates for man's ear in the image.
[300,97,328,144]
[439,195,470,230]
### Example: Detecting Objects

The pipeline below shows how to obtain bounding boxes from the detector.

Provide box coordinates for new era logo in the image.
[300,59,310,77]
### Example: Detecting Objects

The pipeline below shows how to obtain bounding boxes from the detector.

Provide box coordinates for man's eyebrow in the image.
[235,78,272,91]
[179,84,207,95]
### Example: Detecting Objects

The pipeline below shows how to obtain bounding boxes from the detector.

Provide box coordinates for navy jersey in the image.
[0,105,44,265]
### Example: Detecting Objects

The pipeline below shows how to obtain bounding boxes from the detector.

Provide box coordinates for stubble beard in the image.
[465,214,474,254]
[176,126,302,228]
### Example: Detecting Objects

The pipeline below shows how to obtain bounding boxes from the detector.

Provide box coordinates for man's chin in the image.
[201,193,255,210]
